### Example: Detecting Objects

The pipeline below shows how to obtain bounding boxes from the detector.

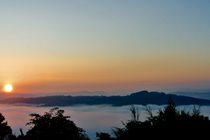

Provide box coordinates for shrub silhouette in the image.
[112,105,149,140]
[1,100,210,140]
[97,99,210,140]
[0,113,13,140]
[25,108,89,140]
[96,132,114,140]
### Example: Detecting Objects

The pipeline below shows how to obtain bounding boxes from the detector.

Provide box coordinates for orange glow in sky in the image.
[0,1,210,95]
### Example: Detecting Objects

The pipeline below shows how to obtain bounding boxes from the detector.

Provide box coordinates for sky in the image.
[0,0,210,95]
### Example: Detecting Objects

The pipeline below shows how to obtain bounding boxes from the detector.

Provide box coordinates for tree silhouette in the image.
[112,106,150,140]
[150,97,178,128]
[97,98,210,140]
[96,132,113,140]
[25,108,89,140]
[0,113,12,140]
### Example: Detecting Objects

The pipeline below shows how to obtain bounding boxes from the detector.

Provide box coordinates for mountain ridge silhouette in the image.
[1,91,210,106]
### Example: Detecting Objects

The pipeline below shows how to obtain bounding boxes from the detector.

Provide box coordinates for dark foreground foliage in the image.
[24,108,89,140]
[1,99,210,140]
[0,113,13,140]
[97,100,210,140]
[1,108,89,140]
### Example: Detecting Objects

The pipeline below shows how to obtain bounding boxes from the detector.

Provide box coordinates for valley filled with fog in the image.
[0,104,210,139]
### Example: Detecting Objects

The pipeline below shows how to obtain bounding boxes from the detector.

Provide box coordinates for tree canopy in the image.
[1,100,210,140]
[25,108,89,140]
[97,101,210,140]
[0,113,12,140]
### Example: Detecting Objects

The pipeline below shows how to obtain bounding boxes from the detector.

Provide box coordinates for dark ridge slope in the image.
[1,91,210,106]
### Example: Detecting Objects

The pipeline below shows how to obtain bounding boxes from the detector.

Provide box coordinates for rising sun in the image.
[3,84,14,93]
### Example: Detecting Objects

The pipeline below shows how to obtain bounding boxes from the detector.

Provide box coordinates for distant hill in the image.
[1,91,210,106]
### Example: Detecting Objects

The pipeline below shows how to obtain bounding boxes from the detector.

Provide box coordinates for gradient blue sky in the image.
[0,0,210,94]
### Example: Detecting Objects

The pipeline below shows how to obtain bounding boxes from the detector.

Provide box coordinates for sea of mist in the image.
[0,104,210,140]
